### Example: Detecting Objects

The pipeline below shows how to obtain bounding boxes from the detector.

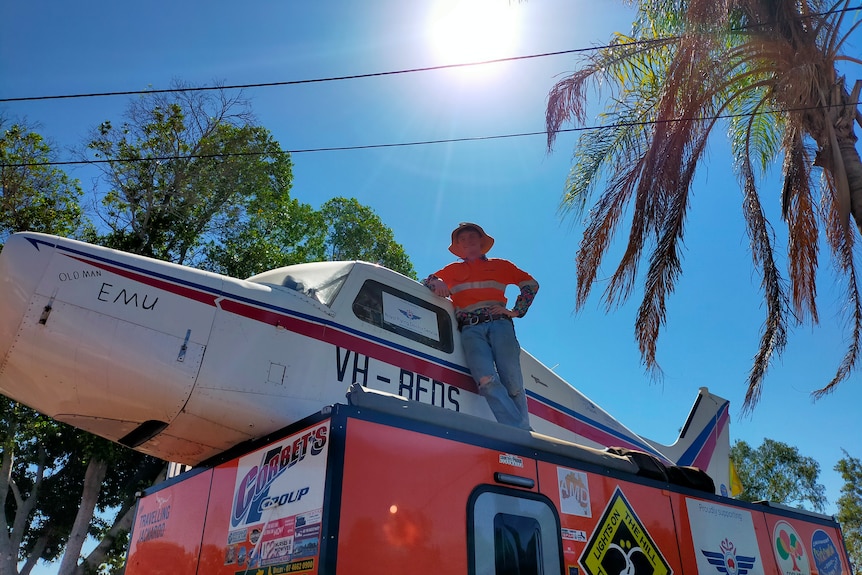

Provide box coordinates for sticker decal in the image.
[558,467,592,517]
[579,487,671,575]
[562,528,588,542]
[810,530,843,575]
[499,453,524,468]
[701,538,758,575]
[687,498,765,575]
[226,422,329,572]
[773,521,810,575]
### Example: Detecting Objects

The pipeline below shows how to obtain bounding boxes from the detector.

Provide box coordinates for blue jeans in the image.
[460,319,531,430]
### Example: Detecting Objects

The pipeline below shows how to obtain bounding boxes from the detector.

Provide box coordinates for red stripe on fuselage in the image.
[217,298,477,392]
[69,255,219,306]
[528,397,647,453]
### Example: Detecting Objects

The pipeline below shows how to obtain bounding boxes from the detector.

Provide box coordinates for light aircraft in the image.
[0,232,732,493]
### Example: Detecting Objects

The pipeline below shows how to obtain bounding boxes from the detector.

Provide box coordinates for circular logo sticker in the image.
[810,529,843,575]
[773,520,810,575]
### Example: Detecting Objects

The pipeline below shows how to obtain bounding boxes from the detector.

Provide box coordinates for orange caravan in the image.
[124,385,852,575]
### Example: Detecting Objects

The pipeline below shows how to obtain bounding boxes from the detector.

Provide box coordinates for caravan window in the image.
[352,280,454,353]
[494,513,543,574]
[468,487,562,575]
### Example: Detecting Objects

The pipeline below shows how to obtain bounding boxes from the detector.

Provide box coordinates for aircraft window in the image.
[468,487,562,575]
[248,262,353,306]
[353,280,454,353]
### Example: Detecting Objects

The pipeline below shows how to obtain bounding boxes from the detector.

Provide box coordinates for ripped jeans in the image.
[460,318,531,430]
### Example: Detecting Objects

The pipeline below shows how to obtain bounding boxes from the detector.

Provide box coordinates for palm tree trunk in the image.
[842,80,862,233]
[816,78,862,233]
[845,139,862,234]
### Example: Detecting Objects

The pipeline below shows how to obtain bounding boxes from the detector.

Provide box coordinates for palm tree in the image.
[545,0,862,410]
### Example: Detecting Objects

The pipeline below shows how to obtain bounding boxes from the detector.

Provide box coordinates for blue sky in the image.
[2,0,861,546]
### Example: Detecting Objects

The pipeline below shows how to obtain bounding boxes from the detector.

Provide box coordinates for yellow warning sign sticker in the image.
[580,487,672,575]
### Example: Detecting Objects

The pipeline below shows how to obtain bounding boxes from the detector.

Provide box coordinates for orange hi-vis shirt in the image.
[431,257,539,315]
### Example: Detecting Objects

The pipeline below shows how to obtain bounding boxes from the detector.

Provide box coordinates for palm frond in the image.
[576,160,645,308]
[723,66,783,173]
[560,118,650,219]
[781,126,820,323]
[739,157,789,413]
[550,0,862,408]
[633,126,711,376]
[819,179,862,396]
[546,67,595,151]
[546,32,677,151]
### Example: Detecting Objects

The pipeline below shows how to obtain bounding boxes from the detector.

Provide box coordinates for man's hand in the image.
[428,278,450,297]
[488,304,517,318]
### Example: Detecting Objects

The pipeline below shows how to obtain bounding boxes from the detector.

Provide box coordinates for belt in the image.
[457,310,512,329]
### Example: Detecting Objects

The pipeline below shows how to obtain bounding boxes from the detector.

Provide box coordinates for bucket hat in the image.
[448,222,494,258]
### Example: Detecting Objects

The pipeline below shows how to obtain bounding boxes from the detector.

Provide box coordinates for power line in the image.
[3,100,860,169]
[2,5,859,104]
[0,48,604,104]
[1,6,859,169]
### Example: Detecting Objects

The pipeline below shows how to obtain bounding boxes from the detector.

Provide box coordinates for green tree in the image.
[319,197,416,278]
[203,196,415,280]
[544,0,862,410]
[201,188,323,278]
[85,82,291,266]
[730,439,826,511]
[0,399,165,575]
[0,121,87,246]
[835,450,862,570]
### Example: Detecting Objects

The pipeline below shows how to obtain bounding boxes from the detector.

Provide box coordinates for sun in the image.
[429,0,520,66]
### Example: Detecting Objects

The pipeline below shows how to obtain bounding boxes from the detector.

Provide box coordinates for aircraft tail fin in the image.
[644,387,733,496]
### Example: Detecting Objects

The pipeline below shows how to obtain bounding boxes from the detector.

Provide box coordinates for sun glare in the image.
[429,0,519,66]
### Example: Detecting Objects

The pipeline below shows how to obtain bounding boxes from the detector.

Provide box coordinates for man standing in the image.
[423,222,539,430]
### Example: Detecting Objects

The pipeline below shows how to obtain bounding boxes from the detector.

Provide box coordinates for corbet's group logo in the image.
[701,538,757,575]
[231,424,328,527]
[579,487,671,575]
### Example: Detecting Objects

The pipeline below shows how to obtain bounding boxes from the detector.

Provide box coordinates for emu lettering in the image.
[97,282,158,310]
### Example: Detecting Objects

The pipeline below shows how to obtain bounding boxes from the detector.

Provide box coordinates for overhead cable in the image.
[3,100,860,169]
[2,5,859,104]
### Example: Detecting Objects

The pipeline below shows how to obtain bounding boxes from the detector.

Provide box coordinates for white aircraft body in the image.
[0,232,732,492]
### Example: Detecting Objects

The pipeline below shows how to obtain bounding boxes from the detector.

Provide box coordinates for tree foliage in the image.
[0,120,87,247]
[319,197,416,278]
[204,196,416,279]
[835,450,862,570]
[545,0,862,410]
[730,438,827,512]
[86,83,292,266]
[0,119,150,575]
[202,188,321,278]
